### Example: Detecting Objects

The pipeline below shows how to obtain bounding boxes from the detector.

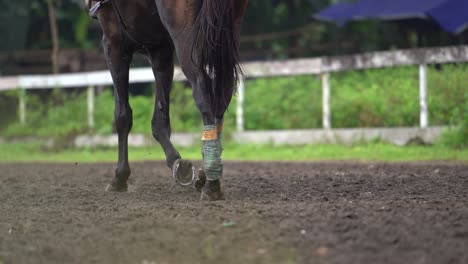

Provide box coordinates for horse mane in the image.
[191,0,242,114]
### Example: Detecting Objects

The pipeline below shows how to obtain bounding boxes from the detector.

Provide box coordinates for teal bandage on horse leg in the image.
[202,140,223,180]
[217,122,223,155]
[202,125,223,181]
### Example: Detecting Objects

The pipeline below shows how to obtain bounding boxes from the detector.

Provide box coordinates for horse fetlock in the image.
[194,169,207,192]
[109,166,130,192]
[115,166,131,181]
[166,152,180,168]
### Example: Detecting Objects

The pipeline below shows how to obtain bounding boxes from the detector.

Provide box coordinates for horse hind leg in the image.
[192,67,233,198]
[195,78,234,200]
[194,117,224,193]
[182,72,225,201]
[148,45,195,186]
[199,121,225,201]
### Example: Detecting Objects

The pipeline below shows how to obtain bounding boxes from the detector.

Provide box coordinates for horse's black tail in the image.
[192,0,241,114]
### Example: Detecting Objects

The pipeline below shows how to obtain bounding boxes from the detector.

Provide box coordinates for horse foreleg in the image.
[102,36,133,192]
[149,47,195,186]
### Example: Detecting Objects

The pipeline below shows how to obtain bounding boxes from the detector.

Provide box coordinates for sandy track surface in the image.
[1,161,467,264]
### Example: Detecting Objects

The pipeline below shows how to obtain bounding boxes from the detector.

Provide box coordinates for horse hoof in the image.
[173,159,196,186]
[200,183,225,201]
[200,190,225,201]
[194,169,207,192]
[105,183,128,192]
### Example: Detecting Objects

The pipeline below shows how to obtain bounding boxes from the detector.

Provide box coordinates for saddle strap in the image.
[89,0,110,19]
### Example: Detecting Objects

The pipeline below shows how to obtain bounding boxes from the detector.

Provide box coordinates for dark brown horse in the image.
[87,0,248,200]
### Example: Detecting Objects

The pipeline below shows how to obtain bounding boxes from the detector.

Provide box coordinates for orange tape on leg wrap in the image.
[202,128,218,141]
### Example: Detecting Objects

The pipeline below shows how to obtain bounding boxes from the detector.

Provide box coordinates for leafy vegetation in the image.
[1,65,466,144]
[437,99,468,148]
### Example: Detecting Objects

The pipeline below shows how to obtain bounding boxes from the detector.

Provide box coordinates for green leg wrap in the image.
[202,126,223,181]
[217,126,223,155]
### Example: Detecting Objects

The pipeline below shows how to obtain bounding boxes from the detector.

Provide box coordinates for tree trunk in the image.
[47,0,60,74]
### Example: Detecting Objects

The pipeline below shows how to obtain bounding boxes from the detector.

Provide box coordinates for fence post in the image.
[87,86,95,129]
[419,64,428,128]
[321,72,331,129]
[236,77,245,132]
[18,88,26,125]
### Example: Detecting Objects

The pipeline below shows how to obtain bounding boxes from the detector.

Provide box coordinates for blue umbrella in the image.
[428,0,468,34]
[314,0,468,34]
[314,2,355,25]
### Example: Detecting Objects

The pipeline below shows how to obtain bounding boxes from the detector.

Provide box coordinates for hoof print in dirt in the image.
[173,159,196,186]
[105,183,128,192]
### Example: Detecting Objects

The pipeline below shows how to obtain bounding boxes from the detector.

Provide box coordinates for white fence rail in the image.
[1,45,467,131]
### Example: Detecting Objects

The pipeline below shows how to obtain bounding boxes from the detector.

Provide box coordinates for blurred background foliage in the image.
[0,0,466,57]
[1,65,466,147]
[0,0,466,148]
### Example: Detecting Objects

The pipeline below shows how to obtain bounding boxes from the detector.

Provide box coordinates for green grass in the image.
[0,142,466,163]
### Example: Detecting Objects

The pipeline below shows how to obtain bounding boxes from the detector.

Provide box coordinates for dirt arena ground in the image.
[0,161,467,264]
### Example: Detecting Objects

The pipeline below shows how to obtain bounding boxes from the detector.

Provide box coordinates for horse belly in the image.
[121,0,171,47]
